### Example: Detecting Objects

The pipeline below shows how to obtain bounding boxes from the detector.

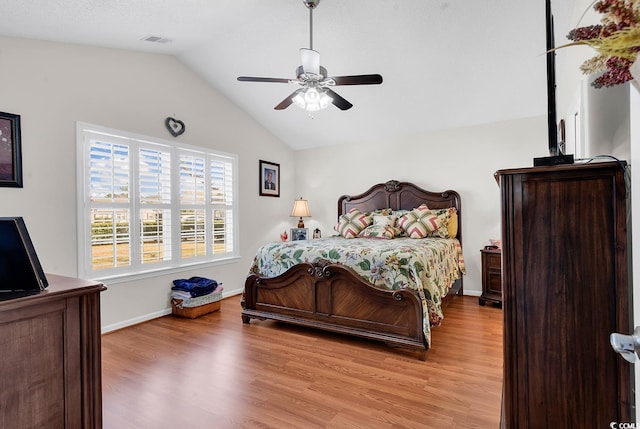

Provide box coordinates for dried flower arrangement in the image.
[562,0,640,88]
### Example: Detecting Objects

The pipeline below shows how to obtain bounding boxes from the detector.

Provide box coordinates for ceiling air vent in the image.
[141,35,173,44]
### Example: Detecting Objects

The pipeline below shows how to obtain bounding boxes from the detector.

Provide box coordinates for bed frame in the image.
[241,180,462,359]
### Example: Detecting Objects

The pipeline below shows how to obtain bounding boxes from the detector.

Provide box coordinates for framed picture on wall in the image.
[0,112,22,188]
[291,228,308,241]
[259,160,280,197]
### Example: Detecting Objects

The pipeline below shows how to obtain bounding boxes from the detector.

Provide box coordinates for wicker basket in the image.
[171,291,222,319]
[171,299,220,318]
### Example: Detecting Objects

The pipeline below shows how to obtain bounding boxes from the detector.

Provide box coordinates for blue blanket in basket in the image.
[172,276,219,297]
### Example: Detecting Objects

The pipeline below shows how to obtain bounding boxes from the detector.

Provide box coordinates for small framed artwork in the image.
[291,228,308,241]
[259,160,280,197]
[0,112,22,188]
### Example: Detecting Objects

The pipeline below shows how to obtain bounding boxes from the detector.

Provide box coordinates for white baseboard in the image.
[101,288,480,334]
[101,308,171,334]
[101,288,243,334]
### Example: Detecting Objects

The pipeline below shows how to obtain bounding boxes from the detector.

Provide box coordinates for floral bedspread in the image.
[248,236,465,346]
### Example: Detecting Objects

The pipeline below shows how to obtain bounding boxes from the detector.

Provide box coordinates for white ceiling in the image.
[0,0,576,150]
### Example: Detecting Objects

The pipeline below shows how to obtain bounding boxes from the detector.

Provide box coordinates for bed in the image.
[241,180,464,359]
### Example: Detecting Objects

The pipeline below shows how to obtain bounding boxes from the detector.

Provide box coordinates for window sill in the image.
[90,256,241,285]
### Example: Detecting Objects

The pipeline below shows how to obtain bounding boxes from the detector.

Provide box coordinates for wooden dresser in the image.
[0,275,106,429]
[496,162,632,428]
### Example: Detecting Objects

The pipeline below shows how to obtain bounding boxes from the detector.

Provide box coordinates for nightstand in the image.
[479,248,502,306]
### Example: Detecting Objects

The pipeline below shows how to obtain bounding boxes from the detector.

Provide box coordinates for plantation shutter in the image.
[78,122,239,280]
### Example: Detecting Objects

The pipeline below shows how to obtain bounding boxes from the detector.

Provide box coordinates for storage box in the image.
[171,291,222,319]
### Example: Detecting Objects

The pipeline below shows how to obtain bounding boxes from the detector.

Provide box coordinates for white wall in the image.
[0,36,295,330]
[0,35,550,330]
[556,0,638,412]
[293,116,546,296]
[555,0,631,161]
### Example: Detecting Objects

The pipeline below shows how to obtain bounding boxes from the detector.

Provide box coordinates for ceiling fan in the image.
[237,0,383,113]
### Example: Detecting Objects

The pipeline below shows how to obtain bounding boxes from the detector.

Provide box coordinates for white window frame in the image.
[76,122,239,283]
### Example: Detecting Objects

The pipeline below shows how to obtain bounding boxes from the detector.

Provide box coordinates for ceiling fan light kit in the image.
[237,0,382,116]
[292,86,333,112]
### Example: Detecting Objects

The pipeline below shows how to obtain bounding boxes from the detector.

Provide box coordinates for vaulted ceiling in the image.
[0,0,576,150]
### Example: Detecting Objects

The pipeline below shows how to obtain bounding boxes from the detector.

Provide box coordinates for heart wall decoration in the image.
[165,117,185,137]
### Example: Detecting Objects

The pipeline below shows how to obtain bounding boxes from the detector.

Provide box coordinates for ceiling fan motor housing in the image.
[296,65,327,81]
[303,0,320,9]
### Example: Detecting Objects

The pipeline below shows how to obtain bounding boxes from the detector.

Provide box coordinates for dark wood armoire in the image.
[496,161,632,428]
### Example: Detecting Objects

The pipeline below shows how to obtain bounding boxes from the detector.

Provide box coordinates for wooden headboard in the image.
[338,179,463,295]
[337,180,462,238]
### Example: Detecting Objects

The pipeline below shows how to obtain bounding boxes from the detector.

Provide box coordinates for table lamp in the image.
[290,197,311,228]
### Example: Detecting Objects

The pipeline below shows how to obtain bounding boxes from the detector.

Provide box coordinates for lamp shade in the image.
[290,198,311,228]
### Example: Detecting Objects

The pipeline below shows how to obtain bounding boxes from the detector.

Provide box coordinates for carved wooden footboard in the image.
[241,261,429,357]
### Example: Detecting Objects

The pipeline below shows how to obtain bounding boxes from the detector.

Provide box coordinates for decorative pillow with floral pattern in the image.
[335,208,372,238]
[370,208,392,216]
[428,207,456,238]
[372,214,403,237]
[372,214,396,226]
[358,225,397,239]
[392,209,410,218]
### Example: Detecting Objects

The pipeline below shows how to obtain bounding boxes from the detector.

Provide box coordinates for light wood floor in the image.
[101,294,503,429]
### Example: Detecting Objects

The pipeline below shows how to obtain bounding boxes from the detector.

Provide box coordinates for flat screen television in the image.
[0,217,48,297]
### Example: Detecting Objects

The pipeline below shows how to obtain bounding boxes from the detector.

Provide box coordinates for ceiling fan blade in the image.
[274,90,303,110]
[237,76,290,83]
[300,48,320,75]
[331,74,383,86]
[325,88,353,110]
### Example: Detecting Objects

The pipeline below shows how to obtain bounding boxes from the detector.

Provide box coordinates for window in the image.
[76,122,238,280]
